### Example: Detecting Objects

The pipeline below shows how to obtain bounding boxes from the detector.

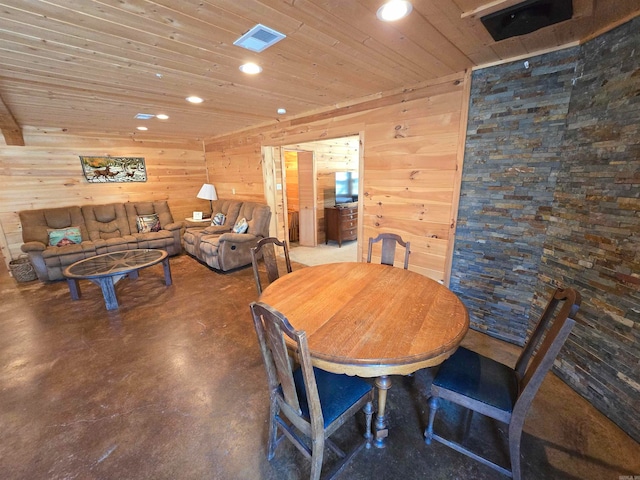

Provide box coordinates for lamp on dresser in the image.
[196,183,217,218]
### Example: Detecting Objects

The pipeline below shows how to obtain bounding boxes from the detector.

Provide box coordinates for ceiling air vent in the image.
[481,0,573,42]
[134,113,155,120]
[233,24,286,53]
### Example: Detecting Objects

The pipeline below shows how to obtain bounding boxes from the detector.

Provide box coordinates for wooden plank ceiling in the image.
[0,0,638,144]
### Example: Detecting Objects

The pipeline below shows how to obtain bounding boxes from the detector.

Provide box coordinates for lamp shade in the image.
[196,183,217,201]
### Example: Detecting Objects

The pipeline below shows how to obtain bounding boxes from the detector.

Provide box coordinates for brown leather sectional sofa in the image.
[19,200,181,282]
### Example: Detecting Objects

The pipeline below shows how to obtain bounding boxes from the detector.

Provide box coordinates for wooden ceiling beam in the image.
[0,94,24,146]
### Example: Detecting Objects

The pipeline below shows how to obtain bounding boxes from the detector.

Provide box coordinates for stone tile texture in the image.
[451,17,639,442]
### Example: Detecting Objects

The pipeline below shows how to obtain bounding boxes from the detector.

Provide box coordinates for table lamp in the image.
[196,183,217,218]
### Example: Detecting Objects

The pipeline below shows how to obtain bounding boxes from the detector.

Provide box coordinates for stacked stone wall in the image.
[452,17,639,440]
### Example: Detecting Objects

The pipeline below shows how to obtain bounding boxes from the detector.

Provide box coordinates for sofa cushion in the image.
[237,202,271,237]
[47,226,82,247]
[136,213,161,233]
[93,235,138,254]
[82,204,132,241]
[199,235,221,257]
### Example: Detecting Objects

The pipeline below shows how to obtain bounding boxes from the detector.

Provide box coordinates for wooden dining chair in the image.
[424,287,581,480]
[367,233,410,269]
[251,237,293,295]
[250,302,374,480]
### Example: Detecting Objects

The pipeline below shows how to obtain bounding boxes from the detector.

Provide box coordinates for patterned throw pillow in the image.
[211,212,226,226]
[136,214,161,233]
[232,217,248,234]
[48,227,82,247]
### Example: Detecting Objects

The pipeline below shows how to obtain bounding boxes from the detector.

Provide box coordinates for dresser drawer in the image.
[339,212,357,221]
[343,228,357,241]
[340,219,357,229]
[338,207,357,217]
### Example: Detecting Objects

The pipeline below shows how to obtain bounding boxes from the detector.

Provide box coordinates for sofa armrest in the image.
[162,222,182,231]
[20,242,47,282]
[216,233,261,271]
[161,224,182,255]
[218,232,258,243]
[21,241,46,253]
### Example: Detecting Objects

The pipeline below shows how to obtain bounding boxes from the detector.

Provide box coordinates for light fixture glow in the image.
[136,126,148,131]
[186,96,203,104]
[239,63,262,74]
[156,114,169,120]
[277,108,286,115]
[376,0,413,21]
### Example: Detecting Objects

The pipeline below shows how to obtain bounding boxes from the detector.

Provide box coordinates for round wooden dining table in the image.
[259,262,469,447]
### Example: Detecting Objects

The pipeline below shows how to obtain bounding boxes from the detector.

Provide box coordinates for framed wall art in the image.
[80,156,147,183]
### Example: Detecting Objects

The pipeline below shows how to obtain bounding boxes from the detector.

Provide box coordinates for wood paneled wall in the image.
[0,132,207,269]
[204,72,470,283]
[290,137,360,173]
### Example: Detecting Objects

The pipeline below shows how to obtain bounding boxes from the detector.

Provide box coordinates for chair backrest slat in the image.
[251,302,301,412]
[264,318,300,412]
[367,233,410,269]
[514,317,576,420]
[251,237,293,295]
[515,288,580,378]
[262,243,281,283]
[513,287,580,419]
[250,302,324,429]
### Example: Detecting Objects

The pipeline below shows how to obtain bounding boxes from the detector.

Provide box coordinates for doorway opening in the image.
[281,135,361,265]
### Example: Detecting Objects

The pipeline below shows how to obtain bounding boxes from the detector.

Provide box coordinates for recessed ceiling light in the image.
[239,63,262,74]
[136,126,148,131]
[277,108,287,115]
[186,96,204,104]
[376,0,413,21]
[156,114,169,120]
[155,73,163,78]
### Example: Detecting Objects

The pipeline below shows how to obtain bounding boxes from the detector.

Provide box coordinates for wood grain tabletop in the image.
[259,262,469,376]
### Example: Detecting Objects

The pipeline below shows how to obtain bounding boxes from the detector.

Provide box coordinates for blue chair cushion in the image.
[293,367,372,428]
[433,347,519,413]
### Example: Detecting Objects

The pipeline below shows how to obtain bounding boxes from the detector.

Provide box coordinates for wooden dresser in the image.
[325,205,357,247]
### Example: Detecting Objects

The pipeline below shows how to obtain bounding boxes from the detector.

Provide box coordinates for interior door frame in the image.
[261,131,364,259]
[295,150,317,246]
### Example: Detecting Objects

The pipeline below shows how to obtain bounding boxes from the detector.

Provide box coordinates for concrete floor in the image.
[1,254,638,480]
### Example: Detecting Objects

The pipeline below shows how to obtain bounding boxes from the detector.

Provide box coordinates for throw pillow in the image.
[48,226,82,247]
[232,217,248,234]
[211,212,226,226]
[136,214,161,233]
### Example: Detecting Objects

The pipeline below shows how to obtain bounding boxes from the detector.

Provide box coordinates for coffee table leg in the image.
[374,375,392,448]
[67,279,81,300]
[162,257,172,286]
[98,277,119,310]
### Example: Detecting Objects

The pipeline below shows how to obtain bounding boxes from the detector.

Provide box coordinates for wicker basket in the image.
[9,256,37,283]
